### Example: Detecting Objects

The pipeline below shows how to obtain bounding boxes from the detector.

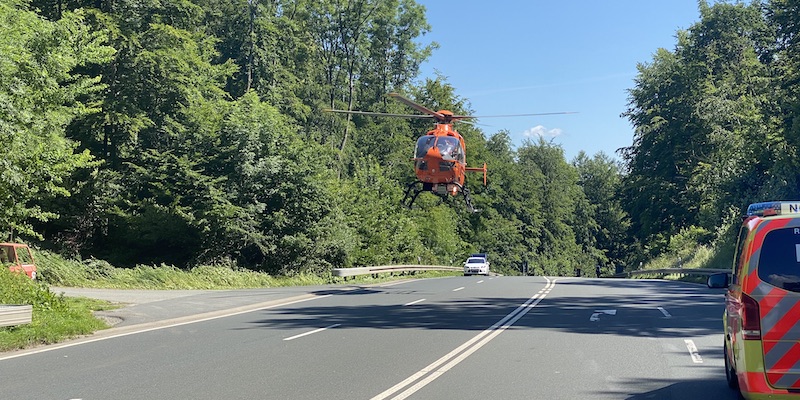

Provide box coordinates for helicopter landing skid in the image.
[401,181,480,213]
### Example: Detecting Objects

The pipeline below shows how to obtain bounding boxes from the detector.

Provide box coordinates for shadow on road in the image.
[602,376,738,400]
[239,277,725,342]
[235,277,732,399]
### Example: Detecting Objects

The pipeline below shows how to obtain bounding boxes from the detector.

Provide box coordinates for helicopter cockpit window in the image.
[436,136,463,162]
[415,136,436,158]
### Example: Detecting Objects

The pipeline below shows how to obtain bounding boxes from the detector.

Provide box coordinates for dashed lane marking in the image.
[283,324,341,341]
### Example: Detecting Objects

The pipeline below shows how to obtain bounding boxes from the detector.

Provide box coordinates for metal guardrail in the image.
[615,268,728,279]
[332,265,462,278]
[0,305,33,327]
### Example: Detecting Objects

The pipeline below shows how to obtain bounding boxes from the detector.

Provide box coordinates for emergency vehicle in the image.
[708,201,800,399]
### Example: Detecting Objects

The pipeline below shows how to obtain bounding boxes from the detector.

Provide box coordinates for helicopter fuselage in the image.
[325,93,489,212]
[413,124,467,196]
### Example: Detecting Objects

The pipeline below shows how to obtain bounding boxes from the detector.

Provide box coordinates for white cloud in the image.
[523,125,563,138]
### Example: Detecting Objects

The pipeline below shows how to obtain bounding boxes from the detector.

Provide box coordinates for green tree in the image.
[212,92,339,273]
[621,46,701,251]
[765,0,800,200]
[336,158,425,266]
[470,131,539,274]
[622,1,775,254]
[573,151,630,272]
[518,138,587,276]
[0,2,113,240]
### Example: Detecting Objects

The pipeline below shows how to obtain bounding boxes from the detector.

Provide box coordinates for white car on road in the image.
[463,257,489,276]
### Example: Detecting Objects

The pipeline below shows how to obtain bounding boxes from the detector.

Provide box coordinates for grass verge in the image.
[633,243,729,284]
[36,251,458,290]
[0,269,117,352]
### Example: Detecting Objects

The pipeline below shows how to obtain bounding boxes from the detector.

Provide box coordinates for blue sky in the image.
[414,1,704,161]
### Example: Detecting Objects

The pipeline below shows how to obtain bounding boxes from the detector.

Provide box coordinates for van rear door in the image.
[753,223,800,389]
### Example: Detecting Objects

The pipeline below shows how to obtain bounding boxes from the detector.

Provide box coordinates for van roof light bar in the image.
[747,201,800,216]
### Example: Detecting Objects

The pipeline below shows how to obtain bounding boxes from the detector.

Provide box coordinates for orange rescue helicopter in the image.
[326,93,573,213]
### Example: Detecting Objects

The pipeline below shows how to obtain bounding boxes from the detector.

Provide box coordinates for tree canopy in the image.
[6,0,800,276]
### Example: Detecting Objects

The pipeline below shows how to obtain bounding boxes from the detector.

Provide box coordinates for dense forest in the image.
[2,0,799,276]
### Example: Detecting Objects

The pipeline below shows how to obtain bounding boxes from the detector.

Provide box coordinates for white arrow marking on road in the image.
[684,339,703,363]
[590,309,617,321]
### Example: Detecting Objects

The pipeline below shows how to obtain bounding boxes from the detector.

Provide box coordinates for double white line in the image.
[372,277,556,400]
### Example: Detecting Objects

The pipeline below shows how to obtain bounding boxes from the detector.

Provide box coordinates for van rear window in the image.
[758,227,800,292]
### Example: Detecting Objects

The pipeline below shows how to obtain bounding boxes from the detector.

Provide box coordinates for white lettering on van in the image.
[796,244,800,263]
[796,228,800,235]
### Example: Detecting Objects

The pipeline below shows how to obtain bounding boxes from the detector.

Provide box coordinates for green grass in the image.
[640,244,716,271]
[633,242,729,284]
[0,269,115,351]
[36,251,458,289]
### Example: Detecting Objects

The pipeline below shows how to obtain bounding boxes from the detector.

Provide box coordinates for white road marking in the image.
[0,294,333,361]
[372,278,556,400]
[685,339,703,363]
[380,281,411,288]
[477,280,484,284]
[403,299,426,306]
[453,287,465,292]
[658,307,672,318]
[283,324,341,341]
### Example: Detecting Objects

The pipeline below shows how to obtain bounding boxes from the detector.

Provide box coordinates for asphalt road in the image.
[1,277,735,400]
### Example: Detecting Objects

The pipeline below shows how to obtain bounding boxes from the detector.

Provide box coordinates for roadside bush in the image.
[34,250,92,286]
[0,268,66,312]
[0,268,109,351]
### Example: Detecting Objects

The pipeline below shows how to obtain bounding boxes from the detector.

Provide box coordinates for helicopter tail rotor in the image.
[465,163,488,186]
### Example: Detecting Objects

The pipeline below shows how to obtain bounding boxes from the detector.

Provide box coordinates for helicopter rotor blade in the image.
[324,109,435,119]
[387,93,445,119]
[327,94,577,124]
[452,119,488,127]
[388,93,576,121]
[470,111,579,118]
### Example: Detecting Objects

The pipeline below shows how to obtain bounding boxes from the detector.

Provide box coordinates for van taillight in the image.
[742,293,761,340]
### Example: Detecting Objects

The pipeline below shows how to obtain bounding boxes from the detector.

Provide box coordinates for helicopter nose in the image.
[426,146,444,160]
